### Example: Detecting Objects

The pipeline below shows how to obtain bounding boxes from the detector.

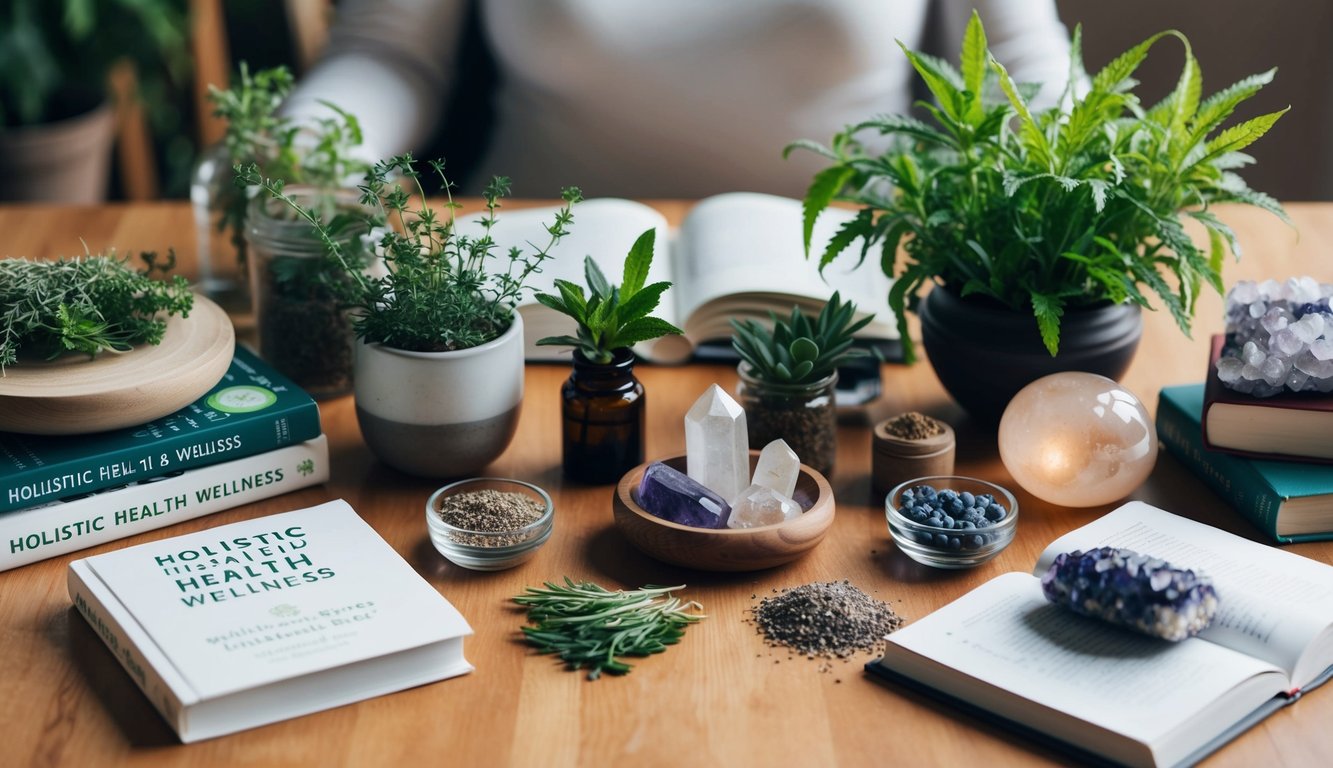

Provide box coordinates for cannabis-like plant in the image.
[788,12,1288,362]
[0,251,192,373]
[240,154,580,352]
[730,292,872,385]
[533,229,683,364]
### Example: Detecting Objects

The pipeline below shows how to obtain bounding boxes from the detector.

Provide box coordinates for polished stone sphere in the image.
[998,372,1158,508]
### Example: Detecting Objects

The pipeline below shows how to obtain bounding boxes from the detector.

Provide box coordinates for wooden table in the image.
[1,201,1331,767]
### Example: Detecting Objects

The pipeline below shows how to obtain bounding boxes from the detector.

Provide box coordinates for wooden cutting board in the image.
[0,295,235,435]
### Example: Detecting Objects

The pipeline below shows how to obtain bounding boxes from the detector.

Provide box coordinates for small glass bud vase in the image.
[736,362,837,476]
[561,349,645,484]
[245,186,368,399]
[190,142,250,314]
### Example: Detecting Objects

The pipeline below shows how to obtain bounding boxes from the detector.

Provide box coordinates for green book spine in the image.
[0,347,321,513]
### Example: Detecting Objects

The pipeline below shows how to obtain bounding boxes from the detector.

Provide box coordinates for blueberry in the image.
[959,491,975,507]
[959,520,975,530]
[967,534,985,549]
[933,533,950,547]
[947,536,962,550]
[984,504,1005,522]
[940,515,954,529]
[945,499,964,515]
[975,494,994,508]
[910,510,928,523]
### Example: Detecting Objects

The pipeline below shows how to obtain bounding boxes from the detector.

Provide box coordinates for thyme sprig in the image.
[514,578,705,680]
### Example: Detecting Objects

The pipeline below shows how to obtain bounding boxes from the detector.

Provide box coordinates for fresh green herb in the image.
[731,291,872,385]
[240,154,581,351]
[0,251,192,372]
[788,11,1287,361]
[532,229,683,363]
[513,578,705,680]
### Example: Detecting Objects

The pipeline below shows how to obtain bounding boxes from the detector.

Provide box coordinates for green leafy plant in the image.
[730,292,872,385]
[0,251,192,373]
[787,11,1288,362]
[532,229,684,363]
[513,578,705,680]
[240,153,581,352]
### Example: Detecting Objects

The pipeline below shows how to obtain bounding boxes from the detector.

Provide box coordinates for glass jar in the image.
[245,187,368,399]
[736,362,838,476]
[190,142,250,313]
[561,350,645,484]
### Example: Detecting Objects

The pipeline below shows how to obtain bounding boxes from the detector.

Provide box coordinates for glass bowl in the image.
[425,478,553,571]
[885,475,1018,569]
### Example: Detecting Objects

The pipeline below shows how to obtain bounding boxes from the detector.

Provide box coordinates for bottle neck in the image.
[570,349,638,391]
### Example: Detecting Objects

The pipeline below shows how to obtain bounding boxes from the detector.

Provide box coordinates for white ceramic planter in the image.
[353,314,525,477]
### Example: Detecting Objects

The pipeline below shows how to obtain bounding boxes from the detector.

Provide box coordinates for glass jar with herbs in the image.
[245,187,369,398]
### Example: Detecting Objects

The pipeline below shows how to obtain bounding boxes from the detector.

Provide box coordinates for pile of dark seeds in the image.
[436,489,545,547]
[751,580,905,659]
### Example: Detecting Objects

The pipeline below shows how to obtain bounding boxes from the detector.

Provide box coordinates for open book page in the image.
[671,192,896,343]
[881,572,1286,768]
[1034,501,1333,688]
[456,199,682,361]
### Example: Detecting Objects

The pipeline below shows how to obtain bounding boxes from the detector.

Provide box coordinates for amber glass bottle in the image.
[561,349,644,483]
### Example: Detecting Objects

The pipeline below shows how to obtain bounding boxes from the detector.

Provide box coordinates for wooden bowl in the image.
[612,453,834,571]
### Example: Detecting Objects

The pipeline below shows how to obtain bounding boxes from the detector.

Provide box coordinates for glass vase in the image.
[190,142,251,315]
[245,187,367,399]
[561,350,645,484]
[736,363,838,476]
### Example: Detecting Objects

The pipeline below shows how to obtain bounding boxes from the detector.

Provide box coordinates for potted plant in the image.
[730,292,872,475]
[532,230,684,484]
[243,155,580,478]
[0,0,187,202]
[788,12,1288,421]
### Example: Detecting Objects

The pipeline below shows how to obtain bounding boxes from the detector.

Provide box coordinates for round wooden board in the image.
[0,295,235,435]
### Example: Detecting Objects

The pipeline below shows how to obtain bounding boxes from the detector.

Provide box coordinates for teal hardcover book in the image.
[0,346,321,513]
[1157,384,1333,543]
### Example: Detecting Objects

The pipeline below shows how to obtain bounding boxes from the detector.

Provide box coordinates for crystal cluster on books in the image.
[636,385,804,529]
[1040,547,1219,642]
[1218,276,1333,397]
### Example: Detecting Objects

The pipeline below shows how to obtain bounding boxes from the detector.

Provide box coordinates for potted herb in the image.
[0,0,187,202]
[243,155,580,478]
[730,292,872,475]
[788,12,1288,420]
[532,230,684,483]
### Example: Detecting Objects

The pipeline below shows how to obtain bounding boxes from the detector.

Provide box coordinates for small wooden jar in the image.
[871,415,956,503]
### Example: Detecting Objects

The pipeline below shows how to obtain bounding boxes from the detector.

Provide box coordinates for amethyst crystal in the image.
[636,462,731,529]
[1040,547,1219,641]
[1219,277,1333,396]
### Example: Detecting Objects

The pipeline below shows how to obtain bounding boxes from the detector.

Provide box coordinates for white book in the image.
[1,435,330,572]
[461,192,897,362]
[870,501,1333,768]
[68,499,473,742]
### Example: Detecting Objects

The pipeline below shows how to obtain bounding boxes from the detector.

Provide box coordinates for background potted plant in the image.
[0,0,187,203]
[244,154,579,478]
[532,230,684,484]
[730,292,872,476]
[789,12,1288,421]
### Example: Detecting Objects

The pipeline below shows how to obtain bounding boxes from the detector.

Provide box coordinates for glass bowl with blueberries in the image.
[885,476,1018,568]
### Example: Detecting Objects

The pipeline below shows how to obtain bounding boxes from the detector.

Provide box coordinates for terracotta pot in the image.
[918,287,1142,423]
[353,314,525,478]
[0,98,115,203]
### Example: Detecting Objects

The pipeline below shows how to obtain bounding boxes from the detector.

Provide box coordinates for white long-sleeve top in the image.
[284,0,1073,198]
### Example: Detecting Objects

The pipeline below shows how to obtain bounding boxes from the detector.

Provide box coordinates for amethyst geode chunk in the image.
[636,462,731,529]
[1041,547,1219,642]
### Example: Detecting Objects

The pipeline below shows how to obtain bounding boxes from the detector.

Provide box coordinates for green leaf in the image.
[991,57,1051,169]
[617,281,671,323]
[1198,108,1289,165]
[535,335,584,347]
[789,337,819,363]
[899,42,966,123]
[960,10,988,121]
[1030,293,1064,356]
[801,166,855,255]
[819,208,874,272]
[1189,69,1275,145]
[1090,31,1169,94]
[620,228,656,298]
[782,138,838,161]
[610,317,684,348]
[584,256,612,299]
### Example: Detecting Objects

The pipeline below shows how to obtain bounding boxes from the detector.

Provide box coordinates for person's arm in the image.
[938,0,1075,107]
[282,0,469,161]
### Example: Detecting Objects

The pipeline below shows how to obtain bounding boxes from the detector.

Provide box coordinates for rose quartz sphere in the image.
[998,372,1158,508]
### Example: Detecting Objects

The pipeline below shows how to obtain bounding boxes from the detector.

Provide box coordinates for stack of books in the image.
[0,346,328,571]
[1157,338,1333,543]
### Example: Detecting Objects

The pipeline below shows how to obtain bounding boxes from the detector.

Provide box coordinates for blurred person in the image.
[284,0,1074,198]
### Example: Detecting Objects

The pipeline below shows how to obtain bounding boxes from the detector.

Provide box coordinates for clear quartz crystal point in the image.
[685,384,749,504]
[752,439,799,499]
[727,483,801,529]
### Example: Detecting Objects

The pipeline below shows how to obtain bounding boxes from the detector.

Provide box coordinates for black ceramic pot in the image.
[918,287,1142,423]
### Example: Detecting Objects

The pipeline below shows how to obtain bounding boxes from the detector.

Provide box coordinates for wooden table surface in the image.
[1,201,1331,767]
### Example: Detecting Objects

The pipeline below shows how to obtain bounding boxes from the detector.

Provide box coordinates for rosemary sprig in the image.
[514,578,705,680]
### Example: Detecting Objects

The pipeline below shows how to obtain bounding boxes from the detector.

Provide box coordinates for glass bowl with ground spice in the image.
[886,475,1018,569]
[426,478,554,571]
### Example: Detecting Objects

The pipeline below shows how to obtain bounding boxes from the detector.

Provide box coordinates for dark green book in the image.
[0,346,321,513]
[1157,383,1333,543]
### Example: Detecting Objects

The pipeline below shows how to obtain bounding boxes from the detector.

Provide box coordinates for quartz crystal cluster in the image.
[636,387,805,530]
[1040,547,1219,642]
[1218,277,1333,397]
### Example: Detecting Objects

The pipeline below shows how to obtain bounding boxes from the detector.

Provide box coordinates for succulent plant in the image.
[730,292,873,385]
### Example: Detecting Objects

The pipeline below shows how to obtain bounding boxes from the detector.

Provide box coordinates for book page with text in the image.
[1034,501,1333,687]
[881,572,1284,767]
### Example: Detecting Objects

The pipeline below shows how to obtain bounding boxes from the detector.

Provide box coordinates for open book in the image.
[870,501,1333,768]
[462,192,897,363]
